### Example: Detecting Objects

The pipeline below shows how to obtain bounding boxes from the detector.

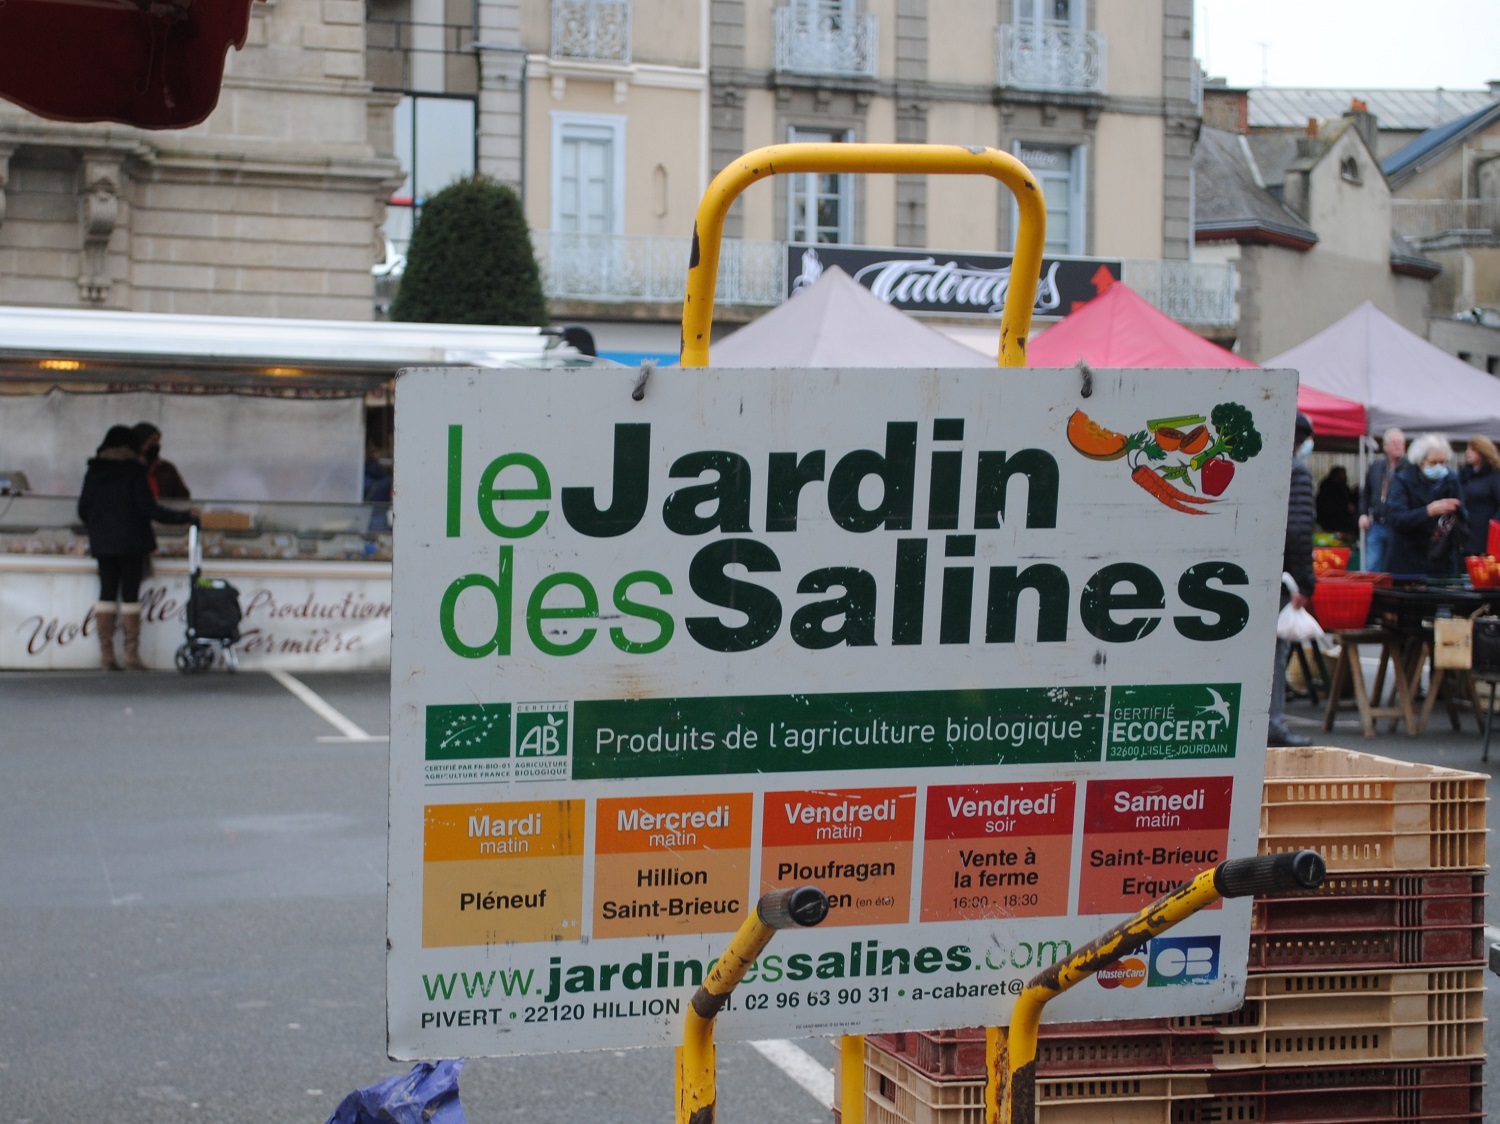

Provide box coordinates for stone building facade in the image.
[0,0,401,319]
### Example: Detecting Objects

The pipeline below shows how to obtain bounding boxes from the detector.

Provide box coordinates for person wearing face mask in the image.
[1458,435,1500,557]
[129,422,191,500]
[1385,433,1466,577]
[1268,412,1318,748]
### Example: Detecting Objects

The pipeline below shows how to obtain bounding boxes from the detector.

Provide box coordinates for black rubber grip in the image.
[1214,851,1325,898]
[757,886,830,929]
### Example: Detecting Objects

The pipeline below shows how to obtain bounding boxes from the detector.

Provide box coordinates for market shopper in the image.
[1268,412,1317,749]
[1459,435,1500,557]
[1384,433,1466,578]
[1315,464,1359,537]
[130,421,191,499]
[1358,427,1405,572]
[78,425,197,670]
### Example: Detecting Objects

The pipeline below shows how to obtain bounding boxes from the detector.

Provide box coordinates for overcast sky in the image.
[1195,0,1500,91]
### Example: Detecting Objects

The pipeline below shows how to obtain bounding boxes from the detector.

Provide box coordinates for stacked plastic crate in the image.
[846,747,1489,1124]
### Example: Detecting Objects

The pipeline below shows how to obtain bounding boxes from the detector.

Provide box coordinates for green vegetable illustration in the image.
[1190,402,1263,471]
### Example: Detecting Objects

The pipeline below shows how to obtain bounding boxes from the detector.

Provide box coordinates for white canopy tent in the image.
[0,305,569,501]
[709,267,994,368]
[1266,302,1500,439]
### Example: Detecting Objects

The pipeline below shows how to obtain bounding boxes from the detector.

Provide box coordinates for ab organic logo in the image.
[515,703,571,780]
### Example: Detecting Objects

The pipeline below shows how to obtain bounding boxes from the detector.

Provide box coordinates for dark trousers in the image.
[96,554,146,603]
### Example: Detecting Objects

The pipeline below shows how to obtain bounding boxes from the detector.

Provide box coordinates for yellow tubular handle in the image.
[680,143,1046,369]
[677,887,830,1124]
[989,851,1326,1124]
[990,865,1224,1124]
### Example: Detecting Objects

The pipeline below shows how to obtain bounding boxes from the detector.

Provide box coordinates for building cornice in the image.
[1194,221,1318,251]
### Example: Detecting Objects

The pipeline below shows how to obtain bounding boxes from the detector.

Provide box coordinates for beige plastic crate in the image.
[1261,747,1488,870]
[860,1041,1203,1124]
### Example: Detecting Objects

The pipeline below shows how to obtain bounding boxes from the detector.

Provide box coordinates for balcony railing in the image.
[531,231,1238,326]
[1392,199,1500,243]
[995,24,1105,95]
[552,0,632,63]
[366,18,477,94]
[773,5,877,79]
[1119,259,1237,327]
[532,232,785,307]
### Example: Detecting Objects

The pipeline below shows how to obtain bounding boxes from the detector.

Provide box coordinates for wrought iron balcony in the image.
[995,24,1105,95]
[773,5,877,79]
[552,0,632,64]
[530,230,1237,327]
[1119,259,1236,327]
[1392,199,1500,245]
[532,232,785,307]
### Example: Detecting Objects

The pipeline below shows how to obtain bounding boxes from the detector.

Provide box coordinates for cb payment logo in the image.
[1096,936,1221,990]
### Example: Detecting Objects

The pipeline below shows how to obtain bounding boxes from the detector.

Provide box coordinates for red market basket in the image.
[1465,555,1500,590]
[1310,579,1375,630]
[1313,547,1351,577]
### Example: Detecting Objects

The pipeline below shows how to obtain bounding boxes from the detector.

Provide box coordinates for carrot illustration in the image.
[1131,465,1212,514]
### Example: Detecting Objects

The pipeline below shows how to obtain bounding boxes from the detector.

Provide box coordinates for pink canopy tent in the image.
[1027,282,1368,437]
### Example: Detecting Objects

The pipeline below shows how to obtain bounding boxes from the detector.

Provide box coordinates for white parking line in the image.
[267,669,388,743]
[749,1039,834,1106]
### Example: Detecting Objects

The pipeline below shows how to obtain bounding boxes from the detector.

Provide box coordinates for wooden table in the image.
[1321,627,1421,737]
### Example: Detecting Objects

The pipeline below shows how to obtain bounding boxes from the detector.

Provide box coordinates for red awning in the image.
[0,0,260,130]
[1028,281,1368,438]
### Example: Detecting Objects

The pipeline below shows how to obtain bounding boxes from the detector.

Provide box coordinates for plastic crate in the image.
[1199,1062,1482,1123]
[862,1040,1190,1124]
[859,1044,1481,1123]
[1249,872,1485,968]
[1260,747,1488,871]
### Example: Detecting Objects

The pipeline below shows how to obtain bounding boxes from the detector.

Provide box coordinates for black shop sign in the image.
[786,244,1121,318]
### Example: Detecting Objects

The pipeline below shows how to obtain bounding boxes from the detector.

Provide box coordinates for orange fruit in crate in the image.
[1067,410,1129,460]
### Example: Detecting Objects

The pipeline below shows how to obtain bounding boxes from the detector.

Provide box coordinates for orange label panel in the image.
[760,839,913,927]
[595,792,753,854]
[762,787,917,847]
[423,855,584,947]
[425,800,585,862]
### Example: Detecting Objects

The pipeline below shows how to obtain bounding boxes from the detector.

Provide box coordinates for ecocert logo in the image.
[514,702,570,780]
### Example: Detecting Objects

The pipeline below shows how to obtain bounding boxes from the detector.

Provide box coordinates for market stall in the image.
[0,305,585,670]
[1027,281,1368,437]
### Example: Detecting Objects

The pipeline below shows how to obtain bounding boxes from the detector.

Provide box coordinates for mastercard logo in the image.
[1096,958,1146,989]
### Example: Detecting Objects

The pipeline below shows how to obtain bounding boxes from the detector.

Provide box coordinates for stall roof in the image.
[0,305,570,392]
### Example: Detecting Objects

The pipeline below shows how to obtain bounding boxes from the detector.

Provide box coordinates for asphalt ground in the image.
[0,667,1495,1122]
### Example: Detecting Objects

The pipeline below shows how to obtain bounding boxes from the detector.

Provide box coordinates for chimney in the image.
[1344,98,1379,151]
[1295,117,1321,159]
[1489,79,1500,100]
[1201,81,1249,133]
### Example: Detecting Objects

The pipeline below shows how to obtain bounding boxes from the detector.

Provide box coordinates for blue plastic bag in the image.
[324,1059,466,1124]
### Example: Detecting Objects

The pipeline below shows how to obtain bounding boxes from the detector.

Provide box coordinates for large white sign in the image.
[0,556,390,670]
[387,365,1296,1059]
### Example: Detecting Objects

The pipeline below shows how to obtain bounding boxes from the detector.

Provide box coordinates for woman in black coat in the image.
[1459,435,1500,557]
[1384,433,1466,578]
[77,425,196,670]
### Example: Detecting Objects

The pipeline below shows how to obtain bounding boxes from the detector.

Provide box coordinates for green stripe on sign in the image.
[572,686,1105,779]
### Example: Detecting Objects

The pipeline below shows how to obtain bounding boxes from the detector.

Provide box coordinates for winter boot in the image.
[95,602,122,671]
[120,605,147,671]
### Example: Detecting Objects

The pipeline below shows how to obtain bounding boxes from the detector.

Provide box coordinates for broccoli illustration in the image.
[1190,402,1263,470]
